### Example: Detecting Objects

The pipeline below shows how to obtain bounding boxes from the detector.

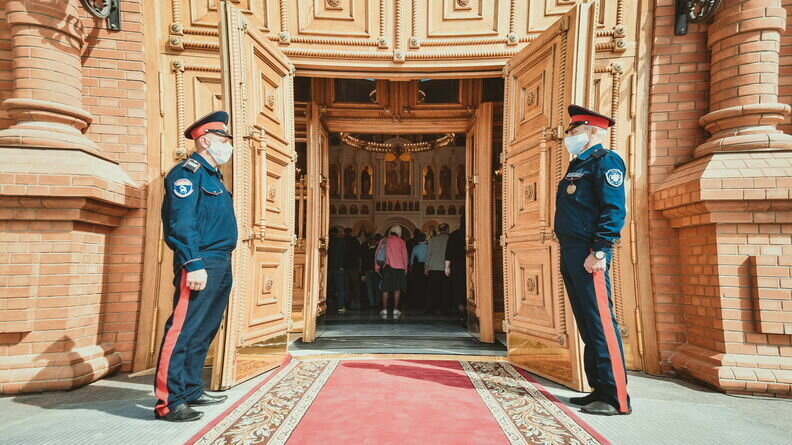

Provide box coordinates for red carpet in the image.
[188,358,609,445]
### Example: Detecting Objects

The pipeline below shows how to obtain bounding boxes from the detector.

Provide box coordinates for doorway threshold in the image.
[289,335,507,357]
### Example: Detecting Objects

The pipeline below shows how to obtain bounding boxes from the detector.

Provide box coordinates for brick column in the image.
[696,0,792,157]
[0,0,99,153]
[654,0,792,396]
[0,1,143,394]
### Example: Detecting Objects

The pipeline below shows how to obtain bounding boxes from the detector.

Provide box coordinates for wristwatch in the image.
[593,250,606,260]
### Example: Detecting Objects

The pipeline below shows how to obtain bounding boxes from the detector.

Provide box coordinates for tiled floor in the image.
[290,308,508,356]
[1,317,790,445]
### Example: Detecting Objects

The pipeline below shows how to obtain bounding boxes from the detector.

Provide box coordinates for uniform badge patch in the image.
[173,178,194,198]
[605,169,624,187]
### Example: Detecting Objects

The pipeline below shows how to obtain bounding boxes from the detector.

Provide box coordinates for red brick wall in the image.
[0,0,147,380]
[79,0,147,371]
[649,0,792,379]
[781,0,792,135]
[648,0,712,372]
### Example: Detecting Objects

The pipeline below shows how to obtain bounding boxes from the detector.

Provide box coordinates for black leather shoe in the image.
[155,403,204,422]
[569,391,600,406]
[187,392,228,406]
[581,400,632,416]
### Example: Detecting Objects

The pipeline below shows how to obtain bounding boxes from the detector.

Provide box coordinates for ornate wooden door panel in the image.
[465,102,495,343]
[162,0,636,74]
[214,1,297,389]
[502,2,596,391]
[302,102,330,342]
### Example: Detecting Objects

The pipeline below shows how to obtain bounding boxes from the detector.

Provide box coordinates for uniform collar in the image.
[190,152,222,177]
[575,143,603,161]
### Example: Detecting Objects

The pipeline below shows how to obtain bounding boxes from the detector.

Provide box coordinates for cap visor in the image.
[206,129,233,138]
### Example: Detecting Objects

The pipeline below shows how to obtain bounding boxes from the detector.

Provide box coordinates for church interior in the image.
[287,77,508,352]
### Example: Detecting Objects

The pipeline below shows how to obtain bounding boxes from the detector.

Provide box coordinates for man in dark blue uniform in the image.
[154,111,238,422]
[554,105,631,416]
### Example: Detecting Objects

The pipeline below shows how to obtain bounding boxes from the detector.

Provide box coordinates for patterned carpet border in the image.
[463,361,610,445]
[185,356,338,445]
[187,358,609,445]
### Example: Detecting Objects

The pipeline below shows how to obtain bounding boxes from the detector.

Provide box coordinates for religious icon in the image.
[455,164,466,198]
[329,164,340,198]
[344,165,357,199]
[360,165,372,198]
[423,166,435,198]
[385,158,411,195]
[439,165,451,199]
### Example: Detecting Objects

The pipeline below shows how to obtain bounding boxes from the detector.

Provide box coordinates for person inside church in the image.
[445,212,467,326]
[343,227,362,310]
[425,223,451,315]
[408,231,428,312]
[327,227,347,313]
[374,225,408,320]
[360,233,380,309]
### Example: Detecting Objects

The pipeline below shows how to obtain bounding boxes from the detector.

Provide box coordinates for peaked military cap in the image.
[184,110,233,140]
[566,105,616,133]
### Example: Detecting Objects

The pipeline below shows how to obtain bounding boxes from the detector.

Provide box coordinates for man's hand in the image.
[583,253,606,274]
[444,266,451,277]
[186,269,208,291]
[361,275,367,282]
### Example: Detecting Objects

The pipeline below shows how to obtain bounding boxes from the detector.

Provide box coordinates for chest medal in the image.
[564,171,584,195]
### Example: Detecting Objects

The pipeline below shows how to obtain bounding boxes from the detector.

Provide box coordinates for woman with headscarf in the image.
[374,225,409,319]
[445,211,467,326]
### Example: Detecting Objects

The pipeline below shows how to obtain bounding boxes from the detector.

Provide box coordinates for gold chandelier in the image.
[340,133,455,161]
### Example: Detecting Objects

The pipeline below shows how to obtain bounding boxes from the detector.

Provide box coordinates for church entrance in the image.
[291,130,507,356]
[135,0,651,394]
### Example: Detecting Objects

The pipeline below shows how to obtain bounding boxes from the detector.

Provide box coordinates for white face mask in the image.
[564,132,589,157]
[207,141,234,165]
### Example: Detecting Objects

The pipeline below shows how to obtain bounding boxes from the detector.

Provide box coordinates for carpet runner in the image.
[187,357,609,445]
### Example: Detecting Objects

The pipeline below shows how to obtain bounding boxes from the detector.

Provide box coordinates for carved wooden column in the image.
[695,0,792,157]
[658,0,792,395]
[0,0,99,153]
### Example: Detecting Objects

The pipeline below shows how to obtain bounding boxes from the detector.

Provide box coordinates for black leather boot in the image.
[581,400,632,416]
[187,391,228,406]
[569,390,600,406]
[155,403,204,422]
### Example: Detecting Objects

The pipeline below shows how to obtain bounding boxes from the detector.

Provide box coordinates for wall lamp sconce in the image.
[675,0,723,35]
[81,0,121,31]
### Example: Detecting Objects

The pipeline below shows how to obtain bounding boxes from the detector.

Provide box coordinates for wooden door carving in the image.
[214,1,297,389]
[502,2,596,391]
[464,102,495,343]
[302,102,330,342]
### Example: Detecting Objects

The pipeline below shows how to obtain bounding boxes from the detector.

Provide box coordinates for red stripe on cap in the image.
[593,270,629,413]
[570,115,610,129]
[190,121,226,140]
[154,270,192,416]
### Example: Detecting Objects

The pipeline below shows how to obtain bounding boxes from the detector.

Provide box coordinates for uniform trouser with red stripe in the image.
[560,247,630,413]
[154,255,232,416]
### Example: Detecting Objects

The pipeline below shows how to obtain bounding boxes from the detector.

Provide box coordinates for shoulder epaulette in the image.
[590,148,609,159]
[182,158,201,173]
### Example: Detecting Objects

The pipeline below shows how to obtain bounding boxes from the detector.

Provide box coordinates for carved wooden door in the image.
[212,1,296,389]
[464,102,495,343]
[302,102,330,342]
[502,2,596,391]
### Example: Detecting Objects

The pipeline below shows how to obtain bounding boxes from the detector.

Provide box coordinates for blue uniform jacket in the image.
[554,144,626,252]
[161,153,238,272]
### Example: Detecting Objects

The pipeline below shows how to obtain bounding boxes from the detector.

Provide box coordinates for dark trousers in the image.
[328,269,345,308]
[409,262,427,310]
[427,270,452,313]
[560,247,630,413]
[364,270,381,307]
[344,269,361,309]
[154,255,232,416]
